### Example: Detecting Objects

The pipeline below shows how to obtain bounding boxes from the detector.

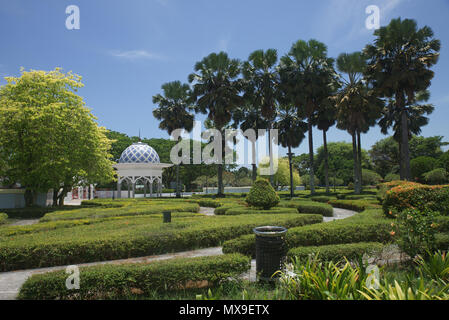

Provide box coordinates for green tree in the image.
[369,136,400,178]
[189,52,243,197]
[336,52,383,194]
[240,49,279,183]
[0,68,115,206]
[411,156,437,182]
[364,18,440,180]
[280,39,336,195]
[153,81,194,198]
[274,102,307,197]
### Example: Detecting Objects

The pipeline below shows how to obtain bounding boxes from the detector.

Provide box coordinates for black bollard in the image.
[163,211,171,223]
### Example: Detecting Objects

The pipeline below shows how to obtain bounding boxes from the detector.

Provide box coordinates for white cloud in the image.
[109,50,164,61]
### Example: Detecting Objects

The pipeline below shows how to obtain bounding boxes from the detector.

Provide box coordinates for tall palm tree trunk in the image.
[175,164,181,198]
[357,130,363,192]
[352,132,360,194]
[288,145,294,199]
[308,120,315,195]
[323,129,330,194]
[400,109,411,181]
[217,130,225,197]
[268,125,274,186]
[251,140,257,182]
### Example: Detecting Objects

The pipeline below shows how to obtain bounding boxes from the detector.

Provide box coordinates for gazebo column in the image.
[117,178,122,199]
[150,179,153,198]
[127,180,131,198]
[132,178,136,198]
[143,180,147,198]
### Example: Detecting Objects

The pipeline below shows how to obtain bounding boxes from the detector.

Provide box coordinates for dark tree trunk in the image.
[268,126,274,186]
[400,109,411,181]
[323,129,330,194]
[288,145,294,199]
[24,189,34,207]
[308,120,315,195]
[52,189,59,207]
[357,130,363,192]
[352,132,361,194]
[176,164,181,198]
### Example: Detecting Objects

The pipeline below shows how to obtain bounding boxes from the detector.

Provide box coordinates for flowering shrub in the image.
[391,208,439,259]
[382,183,449,217]
[376,180,421,203]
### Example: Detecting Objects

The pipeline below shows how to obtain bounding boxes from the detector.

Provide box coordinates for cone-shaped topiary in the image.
[246,177,280,210]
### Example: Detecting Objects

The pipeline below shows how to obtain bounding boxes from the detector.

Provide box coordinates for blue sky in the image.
[0,0,448,157]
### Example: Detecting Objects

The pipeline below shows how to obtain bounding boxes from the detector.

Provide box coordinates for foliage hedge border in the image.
[18,254,250,300]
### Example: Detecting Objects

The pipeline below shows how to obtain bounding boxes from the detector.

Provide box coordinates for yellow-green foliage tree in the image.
[258,157,300,190]
[0,68,115,206]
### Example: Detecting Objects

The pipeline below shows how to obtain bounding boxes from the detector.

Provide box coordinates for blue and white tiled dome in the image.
[119,142,160,164]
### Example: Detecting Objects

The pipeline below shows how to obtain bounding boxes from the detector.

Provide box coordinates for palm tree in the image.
[188,52,243,197]
[364,18,440,180]
[280,39,336,195]
[316,100,337,194]
[336,52,383,194]
[379,90,434,162]
[241,49,279,184]
[274,103,307,198]
[153,81,194,198]
[232,102,269,182]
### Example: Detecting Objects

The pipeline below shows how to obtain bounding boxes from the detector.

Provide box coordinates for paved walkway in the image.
[0,206,357,300]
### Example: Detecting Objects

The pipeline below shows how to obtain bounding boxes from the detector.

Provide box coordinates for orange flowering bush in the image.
[382,182,449,217]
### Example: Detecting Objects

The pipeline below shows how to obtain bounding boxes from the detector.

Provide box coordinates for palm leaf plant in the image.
[364,18,440,180]
[152,81,194,198]
[189,52,243,197]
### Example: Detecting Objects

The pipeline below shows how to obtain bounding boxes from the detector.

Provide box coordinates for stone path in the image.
[0,206,357,300]
[8,219,40,226]
[323,207,357,222]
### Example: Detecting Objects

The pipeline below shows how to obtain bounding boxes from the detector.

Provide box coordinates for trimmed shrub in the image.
[287,242,384,262]
[383,183,449,217]
[362,170,382,186]
[280,200,333,217]
[424,168,448,185]
[0,212,8,225]
[246,178,280,209]
[328,200,378,212]
[224,206,298,216]
[0,213,320,272]
[41,202,200,222]
[223,210,392,257]
[384,173,400,182]
[18,254,250,300]
[411,156,437,182]
[310,196,332,203]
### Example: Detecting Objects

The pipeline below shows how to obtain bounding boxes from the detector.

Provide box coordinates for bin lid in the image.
[253,226,287,237]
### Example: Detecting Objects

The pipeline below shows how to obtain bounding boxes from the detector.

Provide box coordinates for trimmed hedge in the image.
[280,200,333,217]
[18,254,250,300]
[224,206,298,216]
[328,200,379,212]
[383,183,449,217]
[0,213,320,272]
[41,202,200,222]
[222,209,392,257]
[287,242,384,262]
[310,196,332,203]
[0,212,8,225]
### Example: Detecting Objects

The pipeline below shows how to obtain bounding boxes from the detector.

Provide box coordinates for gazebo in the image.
[113,142,173,198]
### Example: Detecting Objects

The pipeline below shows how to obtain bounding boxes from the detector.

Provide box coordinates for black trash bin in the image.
[163,211,171,223]
[253,226,288,282]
